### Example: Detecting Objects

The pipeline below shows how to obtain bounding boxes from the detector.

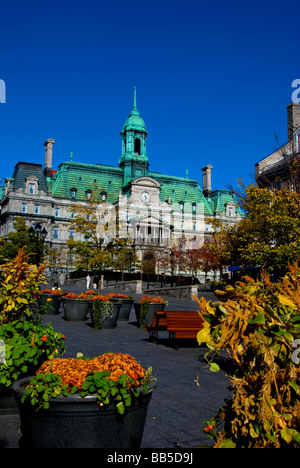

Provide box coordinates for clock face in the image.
[141,191,150,202]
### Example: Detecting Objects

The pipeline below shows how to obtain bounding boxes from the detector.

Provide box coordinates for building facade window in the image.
[22,203,27,213]
[69,227,75,239]
[53,226,60,240]
[55,208,60,217]
[29,183,35,194]
[34,204,40,214]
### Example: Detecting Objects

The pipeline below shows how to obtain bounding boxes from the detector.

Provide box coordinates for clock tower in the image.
[119,87,149,186]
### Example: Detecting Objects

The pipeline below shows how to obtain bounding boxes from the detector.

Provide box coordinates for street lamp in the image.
[29,224,48,266]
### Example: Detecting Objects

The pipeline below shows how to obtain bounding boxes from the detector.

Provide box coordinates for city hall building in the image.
[0,88,241,274]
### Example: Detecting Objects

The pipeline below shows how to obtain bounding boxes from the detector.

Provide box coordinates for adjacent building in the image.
[255,102,300,190]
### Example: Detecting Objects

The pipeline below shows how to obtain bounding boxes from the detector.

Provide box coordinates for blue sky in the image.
[0,0,299,192]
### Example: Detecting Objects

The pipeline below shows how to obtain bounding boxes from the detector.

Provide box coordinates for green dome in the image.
[122,112,147,133]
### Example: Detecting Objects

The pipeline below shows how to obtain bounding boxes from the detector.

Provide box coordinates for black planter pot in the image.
[134,303,166,328]
[12,376,156,448]
[38,294,62,315]
[90,302,121,329]
[110,298,134,321]
[62,298,91,322]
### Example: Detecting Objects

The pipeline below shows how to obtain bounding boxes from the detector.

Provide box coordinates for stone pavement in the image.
[0,285,232,448]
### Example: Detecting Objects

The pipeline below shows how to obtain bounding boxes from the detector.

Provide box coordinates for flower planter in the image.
[62,298,90,322]
[110,298,134,321]
[38,294,62,315]
[12,376,156,448]
[90,302,121,329]
[134,302,166,328]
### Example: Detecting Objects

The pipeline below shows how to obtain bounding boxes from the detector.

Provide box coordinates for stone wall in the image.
[144,284,199,300]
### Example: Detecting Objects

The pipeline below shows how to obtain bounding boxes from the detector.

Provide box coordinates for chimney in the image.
[201,165,213,197]
[44,139,55,177]
[287,103,300,142]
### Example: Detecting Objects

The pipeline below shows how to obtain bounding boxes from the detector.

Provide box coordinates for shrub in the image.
[0,247,46,324]
[195,264,300,448]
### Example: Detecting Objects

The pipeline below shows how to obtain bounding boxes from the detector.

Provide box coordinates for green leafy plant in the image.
[91,296,113,329]
[0,249,66,391]
[194,263,300,448]
[0,319,66,391]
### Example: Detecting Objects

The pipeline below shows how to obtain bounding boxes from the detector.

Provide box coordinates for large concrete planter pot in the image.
[38,294,62,315]
[134,303,166,328]
[62,298,90,322]
[12,376,156,448]
[90,302,121,329]
[110,298,134,321]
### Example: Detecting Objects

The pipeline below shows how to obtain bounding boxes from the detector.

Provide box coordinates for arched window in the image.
[134,138,141,155]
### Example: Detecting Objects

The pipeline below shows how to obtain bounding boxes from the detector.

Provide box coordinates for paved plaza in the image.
[0,285,232,448]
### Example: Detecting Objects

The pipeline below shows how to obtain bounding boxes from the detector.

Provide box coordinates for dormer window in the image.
[101,191,107,202]
[226,202,235,218]
[70,188,77,199]
[179,201,184,211]
[192,203,196,212]
[25,176,38,195]
[86,190,92,200]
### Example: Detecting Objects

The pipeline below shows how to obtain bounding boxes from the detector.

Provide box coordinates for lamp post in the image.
[28,223,48,266]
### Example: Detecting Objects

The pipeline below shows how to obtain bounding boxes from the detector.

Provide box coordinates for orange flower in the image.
[91,295,109,302]
[106,293,128,299]
[37,353,146,390]
[139,296,165,303]
[41,336,47,342]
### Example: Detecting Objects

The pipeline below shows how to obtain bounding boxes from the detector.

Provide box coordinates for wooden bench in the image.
[146,310,204,347]
[166,311,204,344]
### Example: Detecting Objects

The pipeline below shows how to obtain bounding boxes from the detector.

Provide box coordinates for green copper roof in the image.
[122,87,147,134]
[210,190,242,215]
[50,161,123,203]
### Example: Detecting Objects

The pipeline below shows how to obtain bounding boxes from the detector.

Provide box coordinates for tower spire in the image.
[133,86,137,111]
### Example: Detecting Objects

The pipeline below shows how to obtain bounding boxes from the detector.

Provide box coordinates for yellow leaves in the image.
[197,322,212,346]
[278,294,297,309]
